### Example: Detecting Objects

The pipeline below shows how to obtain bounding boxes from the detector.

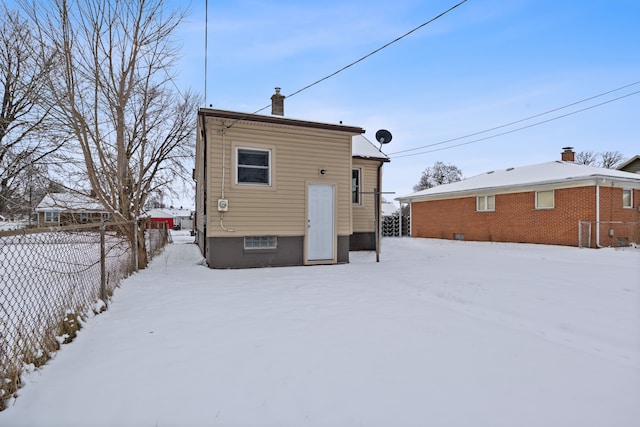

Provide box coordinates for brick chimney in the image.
[561,147,575,162]
[271,87,285,116]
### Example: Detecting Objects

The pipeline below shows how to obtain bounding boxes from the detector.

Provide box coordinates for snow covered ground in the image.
[1,231,639,427]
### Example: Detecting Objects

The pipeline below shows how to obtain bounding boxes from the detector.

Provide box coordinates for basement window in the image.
[476,195,495,212]
[622,189,633,208]
[536,190,554,209]
[244,236,277,250]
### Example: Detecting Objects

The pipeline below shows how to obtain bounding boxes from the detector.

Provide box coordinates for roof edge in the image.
[199,108,364,134]
[396,173,640,202]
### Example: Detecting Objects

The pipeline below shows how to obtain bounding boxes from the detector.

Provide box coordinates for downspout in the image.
[200,114,208,243]
[375,162,383,262]
[595,180,601,248]
[219,125,234,232]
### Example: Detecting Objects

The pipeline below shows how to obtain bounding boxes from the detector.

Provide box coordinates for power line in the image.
[227,0,469,123]
[391,88,640,159]
[388,80,640,156]
[285,0,468,100]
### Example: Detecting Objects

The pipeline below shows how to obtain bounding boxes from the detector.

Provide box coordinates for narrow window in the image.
[622,189,632,208]
[237,148,271,185]
[536,190,554,209]
[244,236,277,249]
[476,195,495,211]
[352,168,361,204]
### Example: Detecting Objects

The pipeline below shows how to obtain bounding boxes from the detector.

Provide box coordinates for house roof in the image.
[617,155,640,172]
[35,192,107,212]
[397,161,640,202]
[199,108,364,135]
[381,201,398,217]
[146,208,192,218]
[352,135,390,162]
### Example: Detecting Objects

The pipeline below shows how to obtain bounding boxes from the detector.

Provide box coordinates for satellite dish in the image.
[375,129,392,144]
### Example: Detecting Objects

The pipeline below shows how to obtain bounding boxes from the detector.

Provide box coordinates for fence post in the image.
[133,220,139,273]
[100,221,107,305]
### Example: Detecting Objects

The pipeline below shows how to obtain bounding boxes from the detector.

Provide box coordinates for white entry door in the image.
[307,184,334,261]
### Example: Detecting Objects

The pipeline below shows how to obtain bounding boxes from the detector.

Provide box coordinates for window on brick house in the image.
[476,195,495,211]
[622,189,633,208]
[536,190,554,209]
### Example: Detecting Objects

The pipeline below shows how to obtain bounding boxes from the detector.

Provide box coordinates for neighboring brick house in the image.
[35,192,110,227]
[194,89,392,268]
[396,149,640,248]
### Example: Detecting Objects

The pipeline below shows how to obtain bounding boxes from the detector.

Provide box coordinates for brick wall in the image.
[411,186,640,247]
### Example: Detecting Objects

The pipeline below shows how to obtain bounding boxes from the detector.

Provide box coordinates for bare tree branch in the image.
[23,0,198,268]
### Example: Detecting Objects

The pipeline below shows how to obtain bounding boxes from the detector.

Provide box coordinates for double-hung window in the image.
[536,190,554,209]
[44,211,59,223]
[352,168,361,204]
[476,195,495,211]
[622,189,633,208]
[237,148,271,185]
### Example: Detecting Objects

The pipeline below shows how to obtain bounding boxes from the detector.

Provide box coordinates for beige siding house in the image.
[195,91,381,268]
[350,135,391,250]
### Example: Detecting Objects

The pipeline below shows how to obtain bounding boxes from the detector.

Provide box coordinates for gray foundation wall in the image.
[349,232,376,251]
[207,236,351,268]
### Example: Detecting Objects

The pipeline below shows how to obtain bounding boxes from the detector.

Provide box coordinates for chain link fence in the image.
[578,221,640,248]
[0,221,169,410]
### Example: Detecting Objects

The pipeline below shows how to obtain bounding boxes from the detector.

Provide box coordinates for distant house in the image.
[194,89,389,268]
[146,208,193,230]
[396,148,640,248]
[35,192,110,227]
[146,209,175,229]
[618,155,640,174]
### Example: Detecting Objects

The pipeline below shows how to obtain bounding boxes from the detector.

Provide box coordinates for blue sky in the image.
[137,1,640,200]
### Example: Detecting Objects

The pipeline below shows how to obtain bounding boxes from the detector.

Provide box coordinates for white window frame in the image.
[352,168,361,205]
[476,195,495,212]
[44,211,59,223]
[535,190,554,209]
[244,236,277,250]
[622,189,633,208]
[236,147,271,186]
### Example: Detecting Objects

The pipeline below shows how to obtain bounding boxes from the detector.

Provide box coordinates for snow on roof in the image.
[352,135,390,161]
[381,201,398,217]
[35,192,107,212]
[146,208,192,218]
[397,161,640,201]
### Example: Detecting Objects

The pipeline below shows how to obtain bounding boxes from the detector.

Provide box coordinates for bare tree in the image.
[23,0,198,268]
[0,6,63,217]
[575,150,598,166]
[576,150,625,169]
[413,161,462,192]
[600,151,624,169]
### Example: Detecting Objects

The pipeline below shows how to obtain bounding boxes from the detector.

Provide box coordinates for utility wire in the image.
[224,0,468,126]
[388,80,640,156]
[391,89,640,159]
[285,0,468,100]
